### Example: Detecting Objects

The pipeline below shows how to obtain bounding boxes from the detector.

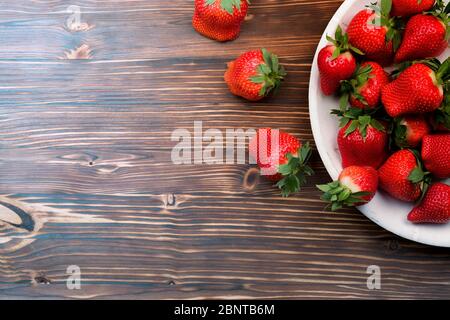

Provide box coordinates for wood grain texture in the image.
[0,0,450,300]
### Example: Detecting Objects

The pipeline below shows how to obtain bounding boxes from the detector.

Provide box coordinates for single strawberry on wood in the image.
[249,128,314,197]
[225,49,286,101]
[193,0,249,42]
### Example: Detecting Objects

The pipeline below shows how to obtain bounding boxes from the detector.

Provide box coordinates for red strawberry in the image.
[224,49,286,101]
[378,149,430,202]
[421,133,450,178]
[382,59,449,117]
[340,62,390,109]
[193,0,249,42]
[318,26,360,95]
[317,166,379,211]
[347,0,402,66]
[391,0,435,17]
[408,183,450,224]
[394,115,431,148]
[249,128,314,197]
[394,10,449,63]
[337,115,389,169]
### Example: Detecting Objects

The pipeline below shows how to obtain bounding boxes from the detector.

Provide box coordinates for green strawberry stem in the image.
[408,149,432,202]
[316,182,372,211]
[331,107,386,140]
[393,58,450,85]
[367,0,403,51]
[276,142,314,197]
[434,97,450,129]
[339,64,374,108]
[250,48,287,97]
[206,0,250,14]
[326,25,364,60]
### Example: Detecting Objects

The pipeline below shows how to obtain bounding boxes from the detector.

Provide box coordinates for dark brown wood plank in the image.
[0,0,450,300]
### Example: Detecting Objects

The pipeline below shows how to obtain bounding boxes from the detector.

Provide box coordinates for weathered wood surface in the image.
[0,0,449,300]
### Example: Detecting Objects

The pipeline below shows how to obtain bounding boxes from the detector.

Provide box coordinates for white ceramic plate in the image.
[309,0,450,247]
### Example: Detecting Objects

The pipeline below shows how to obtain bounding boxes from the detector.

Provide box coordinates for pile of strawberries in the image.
[192,0,450,225]
[317,0,450,224]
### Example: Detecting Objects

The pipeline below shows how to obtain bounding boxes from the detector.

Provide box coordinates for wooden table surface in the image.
[0,0,450,300]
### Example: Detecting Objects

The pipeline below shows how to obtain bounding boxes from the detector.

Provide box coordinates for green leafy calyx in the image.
[317,181,372,211]
[276,142,314,197]
[367,0,403,51]
[326,25,364,60]
[393,118,410,148]
[250,48,287,97]
[339,64,374,108]
[331,107,385,140]
[206,0,250,15]
[407,149,431,201]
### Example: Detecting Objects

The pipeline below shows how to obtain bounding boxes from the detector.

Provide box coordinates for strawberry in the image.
[347,0,402,66]
[249,128,314,197]
[224,49,286,101]
[339,61,390,109]
[382,59,450,118]
[335,111,389,169]
[393,115,431,148]
[421,133,450,178]
[408,183,450,224]
[318,26,360,95]
[193,0,249,42]
[378,149,430,202]
[317,166,379,211]
[394,1,450,63]
[391,0,435,17]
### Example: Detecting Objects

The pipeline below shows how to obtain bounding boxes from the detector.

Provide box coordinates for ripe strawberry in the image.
[340,62,390,109]
[225,49,286,101]
[193,0,249,42]
[318,26,361,95]
[317,166,379,211]
[393,115,431,148]
[347,0,402,66]
[378,149,430,202]
[391,0,435,17]
[408,183,450,224]
[394,2,449,64]
[382,59,450,117]
[421,133,450,178]
[249,128,314,197]
[337,114,389,169]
